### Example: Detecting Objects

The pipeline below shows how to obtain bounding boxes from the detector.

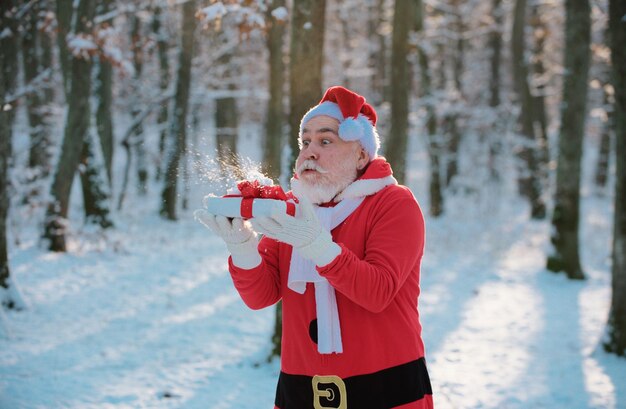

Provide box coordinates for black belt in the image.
[275,357,432,409]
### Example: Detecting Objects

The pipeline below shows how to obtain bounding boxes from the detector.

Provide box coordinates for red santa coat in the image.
[228,158,433,409]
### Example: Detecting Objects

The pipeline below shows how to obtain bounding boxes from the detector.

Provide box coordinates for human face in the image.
[295,115,369,202]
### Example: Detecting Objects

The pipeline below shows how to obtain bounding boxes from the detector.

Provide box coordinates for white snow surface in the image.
[1,132,625,408]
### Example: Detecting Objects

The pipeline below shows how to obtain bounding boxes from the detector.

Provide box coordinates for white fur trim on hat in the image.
[338,117,363,141]
[300,101,344,131]
[299,101,380,160]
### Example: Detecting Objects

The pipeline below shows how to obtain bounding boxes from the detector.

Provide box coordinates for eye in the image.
[301,139,310,147]
[322,139,331,145]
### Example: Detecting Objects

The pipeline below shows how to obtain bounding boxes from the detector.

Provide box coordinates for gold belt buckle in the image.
[312,374,347,409]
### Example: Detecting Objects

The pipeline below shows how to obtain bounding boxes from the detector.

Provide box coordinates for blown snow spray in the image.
[194,151,299,219]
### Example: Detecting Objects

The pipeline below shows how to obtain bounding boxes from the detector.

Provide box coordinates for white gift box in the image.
[203,195,298,219]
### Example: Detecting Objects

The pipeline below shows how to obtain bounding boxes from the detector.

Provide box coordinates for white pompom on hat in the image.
[299,86,380,160]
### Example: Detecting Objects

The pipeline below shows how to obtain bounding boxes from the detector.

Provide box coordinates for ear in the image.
[356,146,369,170]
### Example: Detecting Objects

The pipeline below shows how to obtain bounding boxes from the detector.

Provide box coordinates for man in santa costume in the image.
[197,86,433,408]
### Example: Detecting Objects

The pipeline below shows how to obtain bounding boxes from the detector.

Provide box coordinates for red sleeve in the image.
[317,187,425,313]
[228,236,282,310]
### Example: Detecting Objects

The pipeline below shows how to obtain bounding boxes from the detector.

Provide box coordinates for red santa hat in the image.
[299,86,380,160]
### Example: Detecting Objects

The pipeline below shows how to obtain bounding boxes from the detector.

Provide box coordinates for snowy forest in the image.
[1,0,625,408]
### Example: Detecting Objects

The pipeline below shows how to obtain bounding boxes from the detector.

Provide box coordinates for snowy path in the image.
[1,195,625,408]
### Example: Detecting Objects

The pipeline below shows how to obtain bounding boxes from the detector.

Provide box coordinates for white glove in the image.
[250,197,341,267]
[194,209,261,269]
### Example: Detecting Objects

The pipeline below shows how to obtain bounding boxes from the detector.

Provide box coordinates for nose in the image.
[303,144,319,160]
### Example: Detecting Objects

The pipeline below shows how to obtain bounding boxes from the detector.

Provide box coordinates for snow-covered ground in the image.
[1,123,625,408]
[420,193,623,409]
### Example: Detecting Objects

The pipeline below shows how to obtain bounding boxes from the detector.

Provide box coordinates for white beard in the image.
[295,161,358,204]
[298,180,346,204]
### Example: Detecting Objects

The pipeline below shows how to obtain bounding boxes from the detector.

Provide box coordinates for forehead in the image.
[302,115,340,131]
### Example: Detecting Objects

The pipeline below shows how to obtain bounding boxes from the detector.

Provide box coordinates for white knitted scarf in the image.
[287,197,364,354]
[288,172,397,354]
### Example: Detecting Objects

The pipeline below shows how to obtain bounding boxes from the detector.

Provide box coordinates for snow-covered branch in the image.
[121,92,175,145]
[67,34,98,59]
[2,68,52,105]
[196,1,267,34]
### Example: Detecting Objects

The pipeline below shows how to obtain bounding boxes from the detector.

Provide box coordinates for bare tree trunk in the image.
[184,101,202,210]
[418,43,442,216]
[79,132,113,228]
[216,90,239,178]
[263,0,286,182]
[511,0,546,219]
[22,1,52,183]
[94,0,114,183]
[130,13,148,194]
[451,0,465,96]
[595,81,613,190]
[546,0,590,280]
[153,3,170,181]
[80,55,113,229]
[118,139,132,211]
[442,109,460,187]
[56,0,73,98]
[603,0,626,356]
[445,2,462,189]
[530,2,550,179]
[489,0,502,107]
[338,0,352,88]
[442,5,463,195]
[0,0,18,307]
[94,58,114,182]
[287,0,327,173]
[44,0,96,251]
[487,0,504,185]
[273,0,327,360]
[368,0,387,105]
[427,114,442,216]
[213,31,240,178]
[384,0,418,185]
[0,71,10,306]
[436,42,446,89]
[81,2,115,233]
[266,7,285,354]
[40,0,55,104]
[160,0,196,220]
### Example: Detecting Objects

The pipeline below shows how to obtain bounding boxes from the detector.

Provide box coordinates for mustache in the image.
[297,160,329,174]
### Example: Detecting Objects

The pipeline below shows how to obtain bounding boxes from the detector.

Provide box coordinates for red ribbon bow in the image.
[225,180,296,219]
[237,180,289,201]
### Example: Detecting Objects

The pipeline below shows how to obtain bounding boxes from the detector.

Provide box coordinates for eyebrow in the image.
[318,127,338,134]
[301,126,339,135]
